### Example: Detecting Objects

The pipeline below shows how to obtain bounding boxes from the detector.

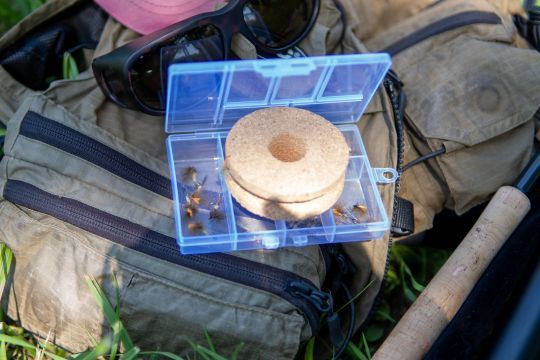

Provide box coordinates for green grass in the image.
[0,266,242,360]
[303,244,452,360]
[354,244,451,358]
[0,0,45,34]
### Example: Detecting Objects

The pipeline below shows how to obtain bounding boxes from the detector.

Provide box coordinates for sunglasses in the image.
[92,0,320,116]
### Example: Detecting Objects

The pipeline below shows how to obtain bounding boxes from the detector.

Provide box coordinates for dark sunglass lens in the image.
[244,0,315,49]
[130,24,224,111]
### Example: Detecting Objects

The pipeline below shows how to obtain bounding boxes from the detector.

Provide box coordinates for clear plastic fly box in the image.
[165,53,396,254]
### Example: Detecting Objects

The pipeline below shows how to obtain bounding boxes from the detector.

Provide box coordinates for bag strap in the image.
[513,2,540,51]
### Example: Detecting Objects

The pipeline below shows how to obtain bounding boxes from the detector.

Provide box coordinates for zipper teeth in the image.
[4,180,278,284]
[361,75,403,327]
[4,179,323,331]
[382,11,502,56]
[20,111,172,199]
[16,112,321,286]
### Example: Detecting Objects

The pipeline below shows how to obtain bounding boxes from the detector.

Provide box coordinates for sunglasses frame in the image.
[92,0,320,116]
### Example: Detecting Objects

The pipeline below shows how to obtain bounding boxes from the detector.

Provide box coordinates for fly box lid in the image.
[165,53,391,133]
[165,54,396,254]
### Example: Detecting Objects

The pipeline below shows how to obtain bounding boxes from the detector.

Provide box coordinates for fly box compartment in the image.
[165,54,394,254]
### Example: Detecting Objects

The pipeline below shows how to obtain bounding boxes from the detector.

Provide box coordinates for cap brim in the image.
[95,0,222,34]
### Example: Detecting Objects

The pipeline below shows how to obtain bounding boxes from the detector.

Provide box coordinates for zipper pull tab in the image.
[286,280,344,347]
[325,245,356,276]
[287,280,332,312]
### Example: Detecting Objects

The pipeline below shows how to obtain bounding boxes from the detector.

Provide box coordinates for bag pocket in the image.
[368,0,540,213]
[0,200,306,359]
[0,93,341,357]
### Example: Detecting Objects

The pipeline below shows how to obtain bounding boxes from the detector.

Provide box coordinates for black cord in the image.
[333,283,356,359]
[402,147,446,172]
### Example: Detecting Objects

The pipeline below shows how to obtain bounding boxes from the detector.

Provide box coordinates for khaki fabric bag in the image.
[0,0,397,358]
[363,0,540,236]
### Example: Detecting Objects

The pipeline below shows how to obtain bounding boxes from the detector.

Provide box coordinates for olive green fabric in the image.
[365,0,540,236]
[0,0,396,358]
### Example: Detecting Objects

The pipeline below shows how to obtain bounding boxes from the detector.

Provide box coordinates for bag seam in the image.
[9,136,174,221]
[32,93,170,180]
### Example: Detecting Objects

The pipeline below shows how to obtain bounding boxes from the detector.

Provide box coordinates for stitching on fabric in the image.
[33,94,170,180]
[8,146,174,222]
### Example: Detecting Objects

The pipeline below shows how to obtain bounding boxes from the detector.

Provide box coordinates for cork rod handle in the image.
[373,186,531,360]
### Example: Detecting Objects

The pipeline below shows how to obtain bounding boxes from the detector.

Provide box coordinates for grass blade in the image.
[336,279,375,313]
[203,328,215,353]
[403,263,426,292]
[0,244,13,322]
[186,338,211,360]
[38,350,66,360]
[375,308,396,323]
[185,338,226,360]
[346,342,369,360]
[0,334,63,360]
[196,346,227,360]
[110,274,122,360]
[361,333,371,359]
[364,325,384,343]
[304,337,315,360]
[0,341,6,360]
[0,334,36,357]
[230,342,244,360]
[36,330,51,360]
[85,276,134,351]
[62,52,79,80]
[139,351,185,360]
[399,262,417,302]
[70,340,110,360]
[119,346,140,360]
[0,244,13,285]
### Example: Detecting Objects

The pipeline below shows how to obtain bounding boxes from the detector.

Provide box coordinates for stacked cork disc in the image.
[224,107,350,221]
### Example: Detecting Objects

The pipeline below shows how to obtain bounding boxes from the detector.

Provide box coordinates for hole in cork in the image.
[268,133,306,163]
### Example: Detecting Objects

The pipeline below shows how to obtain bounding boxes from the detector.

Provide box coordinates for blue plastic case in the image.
[165,54,395,254]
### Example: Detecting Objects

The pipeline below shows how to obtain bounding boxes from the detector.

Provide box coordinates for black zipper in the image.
[20,111,172,198]
[382,11,502,56]
[10,111,336,334]
[360,72,404,328]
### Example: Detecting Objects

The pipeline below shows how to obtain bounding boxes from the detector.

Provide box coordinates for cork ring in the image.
[224,107,350,220]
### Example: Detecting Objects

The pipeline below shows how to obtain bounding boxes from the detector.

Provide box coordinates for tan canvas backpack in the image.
[0,0,538,358]
[0,0,397,358]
